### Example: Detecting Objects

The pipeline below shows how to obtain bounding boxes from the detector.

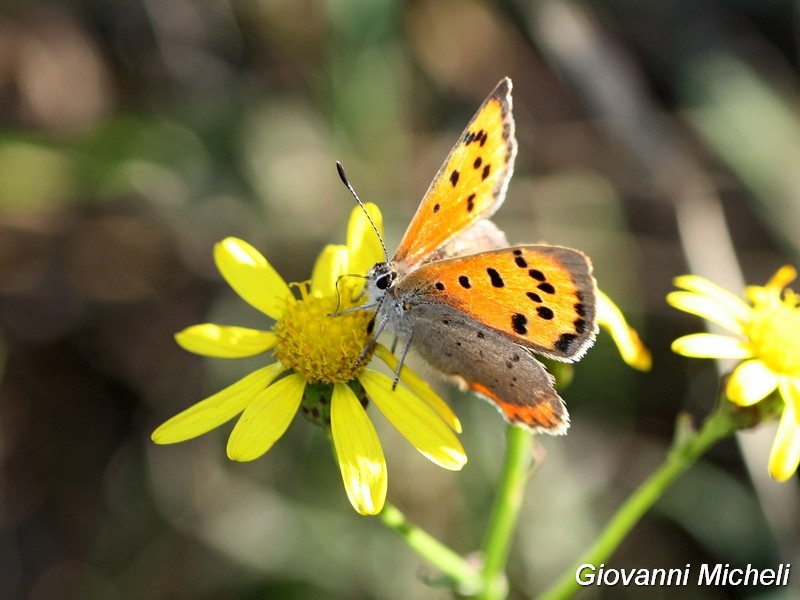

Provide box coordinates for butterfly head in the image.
[366,261,397,299]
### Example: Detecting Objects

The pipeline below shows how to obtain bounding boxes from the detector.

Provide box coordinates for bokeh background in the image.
[1,0,800,598]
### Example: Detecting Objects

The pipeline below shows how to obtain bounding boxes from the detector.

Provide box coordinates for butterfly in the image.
[354,77,597,434]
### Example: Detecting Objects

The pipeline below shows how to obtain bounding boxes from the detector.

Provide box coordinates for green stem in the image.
[477,425,536,600]
[536,407,737,600]
[377,425,536,599]
[379,503,482,593]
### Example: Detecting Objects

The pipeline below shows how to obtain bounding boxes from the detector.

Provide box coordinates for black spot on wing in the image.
[511,313,528,335]
[537,306,554,320]
[529,269,545,281]
[538,282,556,295]
[555,333,578,354]
[466,129,487,147]
[527,292,542,303]
[487,268,504,288]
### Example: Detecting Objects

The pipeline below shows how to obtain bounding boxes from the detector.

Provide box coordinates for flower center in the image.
[748,300,800,374]
[273,282,375,384]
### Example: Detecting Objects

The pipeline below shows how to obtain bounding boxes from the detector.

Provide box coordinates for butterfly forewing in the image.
[394,78,517,268]
[400,246,597,361]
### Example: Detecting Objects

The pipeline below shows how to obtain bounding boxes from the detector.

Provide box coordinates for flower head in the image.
[152,204,466,514]
[668,266,800,481]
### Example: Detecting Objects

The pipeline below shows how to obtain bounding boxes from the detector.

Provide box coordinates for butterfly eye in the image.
[376,271,395,290]
[368,263,396,291]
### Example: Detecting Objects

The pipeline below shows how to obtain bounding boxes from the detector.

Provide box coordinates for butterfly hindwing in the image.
[394,78,517,268]
[398,245,597,361]
[406,303,569,433]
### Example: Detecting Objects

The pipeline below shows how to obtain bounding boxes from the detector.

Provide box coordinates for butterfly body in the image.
[361,78,598,433]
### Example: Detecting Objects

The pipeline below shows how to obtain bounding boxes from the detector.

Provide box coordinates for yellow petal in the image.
[175,324,276,358]
[746,265,797,306]
[667,291,747,335]
[374,344,462,432]
[359,369,467,470]
[726,360,779,406]
[214,237,292,320]
[310,244,349,298]
[766,265,797,292]
[786,379,800,426]
[768,390,800,481]
[152,362,286,444]
[672,275,753,326]
[227,373,305,461]
[671,333,752,359]
[347,202,385,288]
[596,290,652,371]
[331,383,387,515]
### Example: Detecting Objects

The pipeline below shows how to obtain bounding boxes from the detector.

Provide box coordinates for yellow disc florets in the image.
[748,291,800,375]
[273,282,375,384]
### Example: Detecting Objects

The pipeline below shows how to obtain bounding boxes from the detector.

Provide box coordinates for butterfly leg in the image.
[352,307,391,369]
[391,330,413,390]
[330,298,379,317]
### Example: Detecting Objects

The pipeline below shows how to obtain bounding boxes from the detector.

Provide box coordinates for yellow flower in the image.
[152,204,466,515]
[668,266,800,481]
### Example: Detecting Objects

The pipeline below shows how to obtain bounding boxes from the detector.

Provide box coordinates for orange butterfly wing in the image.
[399,245,597,360]
[394,78,517,268]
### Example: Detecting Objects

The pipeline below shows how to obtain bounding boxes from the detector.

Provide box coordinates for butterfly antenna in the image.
[336,161,389,262]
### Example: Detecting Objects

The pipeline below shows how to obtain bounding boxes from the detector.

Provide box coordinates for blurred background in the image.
[1,0,799,598]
